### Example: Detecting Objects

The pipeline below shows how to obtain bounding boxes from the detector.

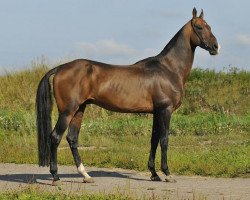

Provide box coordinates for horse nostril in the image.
[213,44,218,50]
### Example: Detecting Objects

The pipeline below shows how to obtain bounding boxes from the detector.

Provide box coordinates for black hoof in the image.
[150,175,162,181]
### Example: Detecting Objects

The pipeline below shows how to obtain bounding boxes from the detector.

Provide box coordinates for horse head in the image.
[190,8,220,55]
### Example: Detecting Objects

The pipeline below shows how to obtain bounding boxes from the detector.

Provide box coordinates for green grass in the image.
[0,63,249,178]
[0,185,211,200]
[0,112,249,177]
[0,187,134,200]
[183,67,250,115]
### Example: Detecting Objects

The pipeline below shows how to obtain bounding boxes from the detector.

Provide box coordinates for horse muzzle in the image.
[209,43,220,55]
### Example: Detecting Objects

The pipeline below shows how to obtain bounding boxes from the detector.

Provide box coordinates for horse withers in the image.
[36,8,219,185]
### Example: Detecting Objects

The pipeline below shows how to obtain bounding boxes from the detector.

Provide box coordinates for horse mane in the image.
[157,27,184,57]
[135,26,184,65]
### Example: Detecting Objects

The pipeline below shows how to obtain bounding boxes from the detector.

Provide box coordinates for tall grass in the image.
[0,64,249,135]
[0,62,249,177]
[1,63,250,114]
[182,68,250,115]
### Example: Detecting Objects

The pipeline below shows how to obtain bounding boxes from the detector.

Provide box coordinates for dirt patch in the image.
[0,163,249,199]
[58,146,107,151]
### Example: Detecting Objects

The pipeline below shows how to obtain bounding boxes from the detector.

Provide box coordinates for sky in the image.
[0,0,250,73]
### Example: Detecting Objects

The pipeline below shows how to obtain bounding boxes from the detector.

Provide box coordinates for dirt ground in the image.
[0,163,249,200]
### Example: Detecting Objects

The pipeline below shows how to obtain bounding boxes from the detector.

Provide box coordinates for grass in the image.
[0,62,249,178]
[0,185,212,200]
[0,112,249,177]
[0,187,135,200]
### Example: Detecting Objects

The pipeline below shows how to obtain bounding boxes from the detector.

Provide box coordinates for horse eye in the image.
[195,25,203,30]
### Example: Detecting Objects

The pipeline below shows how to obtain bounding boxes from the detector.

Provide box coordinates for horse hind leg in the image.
[50,112,73,186]
[66,104,94,183]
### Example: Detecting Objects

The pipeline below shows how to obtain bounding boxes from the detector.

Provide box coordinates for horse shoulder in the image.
[150,71,184,112]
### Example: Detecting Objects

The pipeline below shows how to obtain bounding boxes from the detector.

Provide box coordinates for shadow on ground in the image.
[0,170,150,185]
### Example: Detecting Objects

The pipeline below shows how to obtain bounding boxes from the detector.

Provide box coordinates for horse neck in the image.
[157,21,196,85]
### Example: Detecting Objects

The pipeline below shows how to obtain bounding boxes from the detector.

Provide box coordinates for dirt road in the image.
[0,163,249,199]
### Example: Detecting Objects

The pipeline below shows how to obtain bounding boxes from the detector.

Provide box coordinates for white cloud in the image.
[76,39,136,58]
[236,34,250,46]
[143,29,162,39]
[75,39,159,64]
[138,48,158,59]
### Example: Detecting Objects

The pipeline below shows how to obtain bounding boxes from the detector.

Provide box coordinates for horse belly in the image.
[93,90,153,113]
[87,66,154,113]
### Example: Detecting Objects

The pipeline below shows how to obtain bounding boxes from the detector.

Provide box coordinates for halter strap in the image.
[191,20,209,49]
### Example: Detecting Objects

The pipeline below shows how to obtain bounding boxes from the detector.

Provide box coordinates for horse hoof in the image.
[83,177,95,183]
[52,179,62,186]
[165,175,176,183]
[150,175,162,181]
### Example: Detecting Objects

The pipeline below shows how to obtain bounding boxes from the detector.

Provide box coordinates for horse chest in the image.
[153,84,183,111]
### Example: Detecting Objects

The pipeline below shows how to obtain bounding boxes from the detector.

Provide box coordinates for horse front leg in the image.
[148,111,161,181]
[158,108,176,183]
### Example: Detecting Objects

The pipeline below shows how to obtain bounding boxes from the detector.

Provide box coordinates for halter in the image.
[191,19,210,50]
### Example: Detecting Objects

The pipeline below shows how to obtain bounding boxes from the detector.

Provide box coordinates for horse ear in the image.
[199,9,204,19]
[192,7,197,18]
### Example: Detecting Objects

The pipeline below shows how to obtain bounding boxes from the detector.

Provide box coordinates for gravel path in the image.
[0,163,249,200]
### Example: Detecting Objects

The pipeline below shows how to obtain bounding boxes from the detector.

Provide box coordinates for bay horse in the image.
[36,8,219,185]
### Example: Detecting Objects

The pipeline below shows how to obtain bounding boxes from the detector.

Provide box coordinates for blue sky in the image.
[0,0,250,72]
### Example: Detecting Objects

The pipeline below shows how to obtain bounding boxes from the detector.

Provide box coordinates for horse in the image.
[36,8,219,185]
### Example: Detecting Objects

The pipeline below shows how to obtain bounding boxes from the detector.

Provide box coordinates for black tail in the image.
[36,67,58,167]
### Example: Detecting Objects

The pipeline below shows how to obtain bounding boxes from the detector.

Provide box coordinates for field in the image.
[0,62,249,180]
[0,188,131,200]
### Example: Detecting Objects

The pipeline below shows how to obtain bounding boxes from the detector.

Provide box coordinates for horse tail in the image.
[36,67,59,167]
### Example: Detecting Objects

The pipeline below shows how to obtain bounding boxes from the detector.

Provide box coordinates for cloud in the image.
[76,39,136,58]
[75,39,158,64]
[236,34,250,46]
[143,29,162,39]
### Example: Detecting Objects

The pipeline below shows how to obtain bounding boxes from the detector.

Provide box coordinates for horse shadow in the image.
[0,170,150,185]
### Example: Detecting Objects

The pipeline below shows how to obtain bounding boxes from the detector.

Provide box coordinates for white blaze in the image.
[217,43,221,54]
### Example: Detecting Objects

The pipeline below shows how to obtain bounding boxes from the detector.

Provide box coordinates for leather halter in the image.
[191,19,210,50]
